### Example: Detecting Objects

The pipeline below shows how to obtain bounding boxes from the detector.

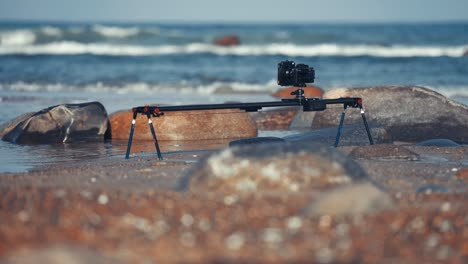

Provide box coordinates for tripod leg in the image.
[361,108,374,145]
[147,116,164,161]
[125,112,138,159]
[334,108,346,147]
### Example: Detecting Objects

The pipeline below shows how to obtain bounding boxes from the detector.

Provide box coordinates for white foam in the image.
[0,30,36,46]
[92,25,140,38]
[0,80,278,94]
[0,41,466,57]
[40,26,63,37]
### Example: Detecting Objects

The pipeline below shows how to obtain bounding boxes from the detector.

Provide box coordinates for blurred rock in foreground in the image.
[178,142,369,193]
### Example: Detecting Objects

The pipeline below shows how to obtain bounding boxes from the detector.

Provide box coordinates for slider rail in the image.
[125,96,371,160]
[131,97,363,115]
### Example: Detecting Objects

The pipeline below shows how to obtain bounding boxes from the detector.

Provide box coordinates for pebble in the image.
[225,232,245,251]
[180,214,194,227]
[286,216,303,231]
[315,247,335,263]
[97,194,109,205]
[262,228,283,245]
[440,202,451,212]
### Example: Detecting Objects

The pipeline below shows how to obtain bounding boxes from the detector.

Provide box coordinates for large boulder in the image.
[110,108,257,141]
[312,86,468,143]
[284,124,391,146]
[249,107,300,130]
[1,102,110,144]
[177,142,369,194]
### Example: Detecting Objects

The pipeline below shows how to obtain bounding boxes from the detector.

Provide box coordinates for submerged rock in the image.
[110,108,257,141]
[229,137,285,147]
[416,139,460,147]
[304,183,394,217]
[1,102,109,144]
[284,124,391,146]
[178,142,369,194]
[312,86,468,143]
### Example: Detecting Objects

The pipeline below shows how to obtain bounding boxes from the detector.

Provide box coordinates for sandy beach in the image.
[0,140,467,263]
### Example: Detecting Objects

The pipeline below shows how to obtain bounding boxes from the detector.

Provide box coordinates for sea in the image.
[0,21,467,172]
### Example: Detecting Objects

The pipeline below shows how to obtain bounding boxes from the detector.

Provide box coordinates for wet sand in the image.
[0,141,467,263]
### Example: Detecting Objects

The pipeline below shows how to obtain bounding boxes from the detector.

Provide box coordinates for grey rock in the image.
[229,137,286,147]
[349,144,420,161]
[312,86,468,143]
[2,102,110,144]
[0,112,35,137]
[304,183,395,217]
[284,124,391,146]
[178,142,369,194]
[416,139,460,147]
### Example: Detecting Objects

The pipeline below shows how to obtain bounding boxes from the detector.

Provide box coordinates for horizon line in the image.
[1,17,467,25]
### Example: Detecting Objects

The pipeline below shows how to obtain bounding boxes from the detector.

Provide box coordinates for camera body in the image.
[277,60,315,87]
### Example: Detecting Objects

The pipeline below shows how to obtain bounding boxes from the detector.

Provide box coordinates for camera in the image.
[277,60,315,87]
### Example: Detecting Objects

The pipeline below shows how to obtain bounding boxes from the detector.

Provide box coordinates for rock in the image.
[110,108,257,141]
[249,107,300,130]
[272,85,324,99]
[229,137,285,147]
[0,112,35,137]
[416,139,460,147]
[3,245,120,264]
[1,102,110,144]
[214,35,240,46]
[312,86,468,143]
[178,142,369,194]
[284,124,391,146]
[349,144,419,161]
[304,183,394,217]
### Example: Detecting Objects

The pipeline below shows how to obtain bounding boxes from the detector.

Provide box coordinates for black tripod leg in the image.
[147,115,164,161]
[361,108,374,145]
[125,112,138,159]
[334,108,346,147]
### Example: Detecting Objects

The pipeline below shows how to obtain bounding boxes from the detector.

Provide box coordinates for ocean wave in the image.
[2,81,468,99]
[91,25,141,38]
[0,80,279,94]
[0,29,36,46]
[0,42,466,57]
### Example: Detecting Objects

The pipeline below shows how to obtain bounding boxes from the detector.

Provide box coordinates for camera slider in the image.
[124,88,374,160]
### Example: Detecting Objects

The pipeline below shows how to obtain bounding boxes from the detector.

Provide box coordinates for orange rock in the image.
[272,85,323,99]
[456,168,468,179]
[214,35,240,46]
[110,108,257,141]
[249,107,300,130]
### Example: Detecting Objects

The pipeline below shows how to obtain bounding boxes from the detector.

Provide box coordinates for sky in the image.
[0,0,467,23]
